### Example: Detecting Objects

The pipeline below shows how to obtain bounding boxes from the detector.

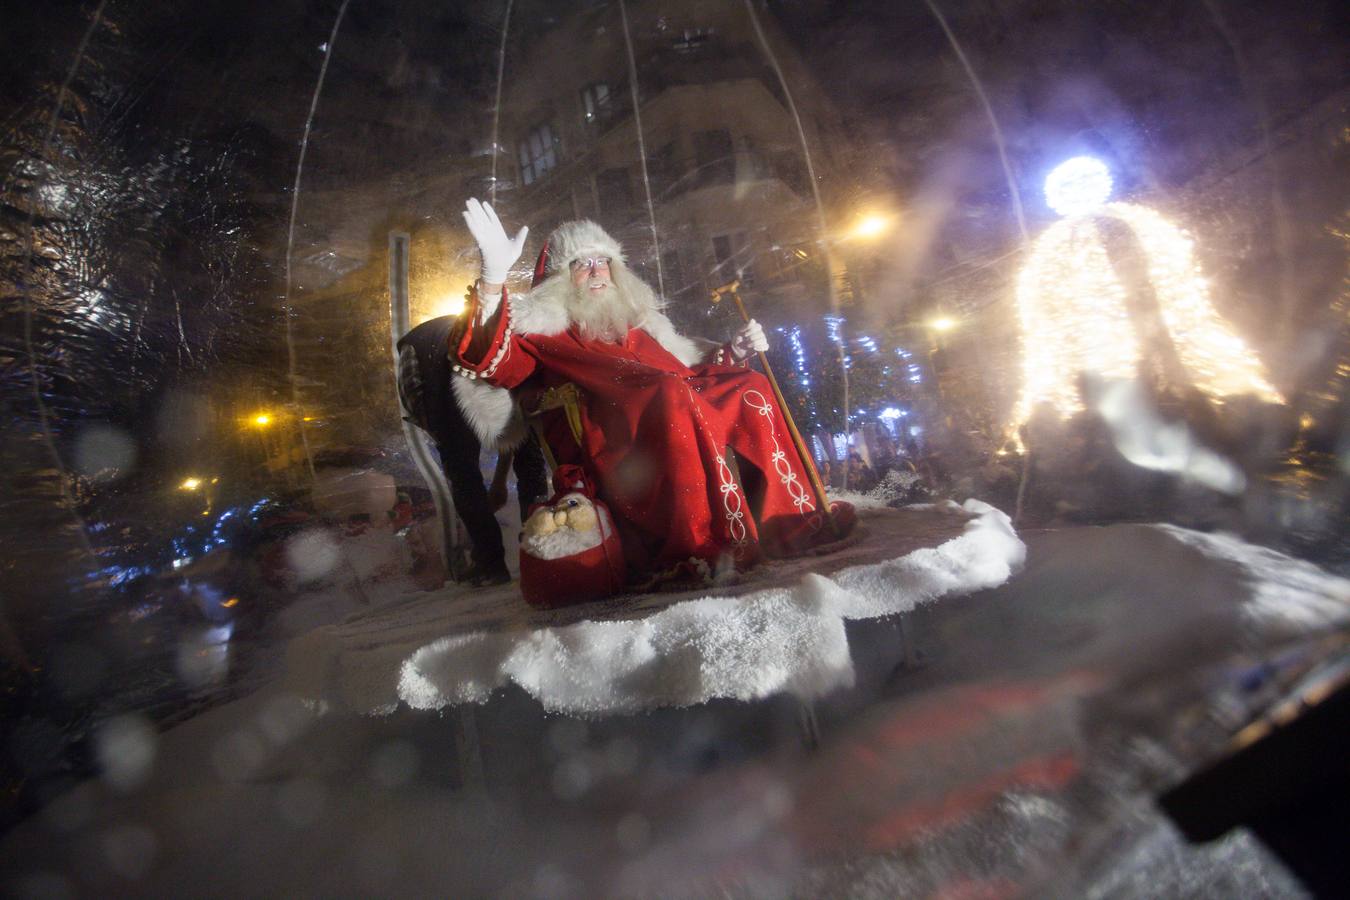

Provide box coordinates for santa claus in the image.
[451,199,852,586]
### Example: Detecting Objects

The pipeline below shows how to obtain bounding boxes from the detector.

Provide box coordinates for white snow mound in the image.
[1154,525,1350,631]
[396,499,1025,716]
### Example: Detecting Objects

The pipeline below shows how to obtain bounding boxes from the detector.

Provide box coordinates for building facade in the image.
[490,0,853,335]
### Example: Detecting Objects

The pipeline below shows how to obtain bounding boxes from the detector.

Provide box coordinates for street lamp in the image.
[180,477,202,491]
[431,292,467,320]
[246,410,281,476]
[929,316,957,333]
[849,213,892,242]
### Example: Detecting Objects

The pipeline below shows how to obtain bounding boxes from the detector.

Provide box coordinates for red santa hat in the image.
[531,220,625,287]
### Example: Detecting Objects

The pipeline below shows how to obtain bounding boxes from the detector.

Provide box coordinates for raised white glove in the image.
[462,198,529,285]
[730,319,769,361]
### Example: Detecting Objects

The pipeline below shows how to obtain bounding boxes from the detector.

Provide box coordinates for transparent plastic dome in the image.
[2,1,1346,896]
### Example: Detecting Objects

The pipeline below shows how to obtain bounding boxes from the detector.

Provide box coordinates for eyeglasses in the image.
[568,256,611,272]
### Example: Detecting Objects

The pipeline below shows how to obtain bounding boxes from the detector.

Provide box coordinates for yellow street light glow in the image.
[433,292,466,319]
[851,214,890,241]
[1011,201,1282,436]
[252,413,272,427]
[180,477,202,491]
[930,317,957,332]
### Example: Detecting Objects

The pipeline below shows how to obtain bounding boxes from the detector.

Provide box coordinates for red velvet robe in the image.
[455,288,827,578]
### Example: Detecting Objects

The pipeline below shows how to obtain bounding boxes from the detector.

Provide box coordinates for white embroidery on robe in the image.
[688,385,748,544]
[744,390,814,514]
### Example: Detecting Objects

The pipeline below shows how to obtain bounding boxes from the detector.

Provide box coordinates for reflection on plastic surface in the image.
[1092,378,1247,494]
[1,0,1348,895]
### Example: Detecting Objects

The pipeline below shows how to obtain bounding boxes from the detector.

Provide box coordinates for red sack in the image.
[519,465,626,608]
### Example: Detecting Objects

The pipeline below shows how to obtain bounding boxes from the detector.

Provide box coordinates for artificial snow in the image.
[396,500,1024,715]
[294,499,1024,717]
[283,499,1350,721]
[1154,524,1350,631]
[397,584,855,715]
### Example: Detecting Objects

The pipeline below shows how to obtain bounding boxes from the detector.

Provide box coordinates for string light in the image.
[1012,187,1283,436]
[1012,212,1139,426]
[824,315,844,344]
[1044,156,1113,217]
[1109,203,1282,404]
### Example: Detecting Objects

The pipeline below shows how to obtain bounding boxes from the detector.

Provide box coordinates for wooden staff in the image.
[711,280,840,537]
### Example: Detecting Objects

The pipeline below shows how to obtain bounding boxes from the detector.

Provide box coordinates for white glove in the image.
[730,319,769,361]
[462,198,529,285]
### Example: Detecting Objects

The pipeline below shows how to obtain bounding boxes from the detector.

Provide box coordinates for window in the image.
[594,168,634,214]
[712,235,733,266]
[672,27,714,53]
[711,231,756,288]
[647,140,678,193]
[693,129,734,185]
[517,122,558,186]
[773,151,808,194]
[580,83,611,125]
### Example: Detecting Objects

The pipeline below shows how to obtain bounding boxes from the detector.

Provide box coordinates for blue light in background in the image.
[1045,156,1113,217]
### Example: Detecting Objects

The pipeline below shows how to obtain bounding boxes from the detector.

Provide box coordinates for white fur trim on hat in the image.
[545,220,624,272]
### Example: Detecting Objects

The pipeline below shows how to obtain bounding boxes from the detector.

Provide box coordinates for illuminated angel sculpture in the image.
[1011,157,1282,435]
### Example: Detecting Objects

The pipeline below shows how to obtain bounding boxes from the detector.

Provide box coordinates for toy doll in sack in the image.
[519,465,626,608]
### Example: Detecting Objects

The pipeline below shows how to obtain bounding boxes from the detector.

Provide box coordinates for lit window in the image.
[517,122,558,186]
[581,83,611,124]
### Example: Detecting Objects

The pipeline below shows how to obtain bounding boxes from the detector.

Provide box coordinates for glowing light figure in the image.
[1044,156,1112,217]
[1012,159,1282,434]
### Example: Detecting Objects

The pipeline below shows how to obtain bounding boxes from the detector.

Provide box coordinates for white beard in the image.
[563,277,646,342]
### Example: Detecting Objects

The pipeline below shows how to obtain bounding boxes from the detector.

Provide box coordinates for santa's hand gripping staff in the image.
[454,199,854,596]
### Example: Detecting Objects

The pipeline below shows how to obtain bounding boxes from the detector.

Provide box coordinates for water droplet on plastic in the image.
[615,813,650,853]
[212,728,267,781]
[277,776,327,827]
[286,529,341,582]
[552,755,592,800]
[73,425,136,484]
[370,739,420,788]
[95,714,157,792]
[547,719,588,754]
[100,824,157,880]
[258,692,312,746]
